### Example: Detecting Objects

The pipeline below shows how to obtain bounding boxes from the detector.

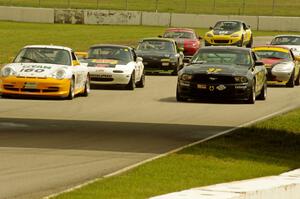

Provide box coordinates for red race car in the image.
[160,28,202,61]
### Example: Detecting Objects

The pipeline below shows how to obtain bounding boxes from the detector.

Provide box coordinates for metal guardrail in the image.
[0,0,299,17]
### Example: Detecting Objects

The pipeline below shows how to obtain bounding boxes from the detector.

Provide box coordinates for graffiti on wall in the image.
[55,9,84,24]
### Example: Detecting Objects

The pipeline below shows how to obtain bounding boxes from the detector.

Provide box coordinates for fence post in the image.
[272,0,275,15]
[213,0,216,14]
[155,0,158,13]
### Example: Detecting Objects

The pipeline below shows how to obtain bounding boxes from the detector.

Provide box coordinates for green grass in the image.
[54,109,300,199]
[1,21,300,66]
[0,0,300,16]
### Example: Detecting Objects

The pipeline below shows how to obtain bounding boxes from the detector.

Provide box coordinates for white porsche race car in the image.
[86,45,145,90]
[0,45,90,99]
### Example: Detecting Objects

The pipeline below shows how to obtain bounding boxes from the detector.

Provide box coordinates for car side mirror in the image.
[247,25,251,29]
[72,60,80,66]
[209,27,213,30]
[295,56,300,61]
[255,61,264,66]
[136,57,143,62]
[178,47,184,52]
[198,36,202,40]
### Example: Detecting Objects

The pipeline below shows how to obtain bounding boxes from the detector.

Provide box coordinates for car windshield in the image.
[14,48,71,65]
[137,40,175,52]
[191,49,252,66]
[88,47,132,63]
[254,50,292,60]
[271,36,300,45]
[163,31,195,39]
[214,21,242,31]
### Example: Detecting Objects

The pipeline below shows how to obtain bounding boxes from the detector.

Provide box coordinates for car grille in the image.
[91,77,114,82]
[192,74,236,84]
[3,85,59,93]
[214,40,230,44]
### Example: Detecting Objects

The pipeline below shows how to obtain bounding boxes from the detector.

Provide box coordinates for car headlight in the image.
[234,76,248,83]
[272,63,293,72]
[231,33,241,38]
[206,33,213,37]
[52,69,67,80]
[1,67,16,77]
[181,74,193,81]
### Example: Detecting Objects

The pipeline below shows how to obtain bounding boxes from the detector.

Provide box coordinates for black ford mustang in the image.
[176,46,267,104]
[136,38,184,74]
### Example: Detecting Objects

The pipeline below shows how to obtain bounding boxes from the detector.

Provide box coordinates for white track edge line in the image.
[43,105,299,199]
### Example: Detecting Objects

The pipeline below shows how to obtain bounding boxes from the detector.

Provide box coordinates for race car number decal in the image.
[92,59,118,65]
[207,68,222,73]
[19,65,52,73]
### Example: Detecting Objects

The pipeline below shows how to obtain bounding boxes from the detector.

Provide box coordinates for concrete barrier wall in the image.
[171,14,229,28]
[0,6,54,23]
[1,6,300,32]
[141,12,171,26]
[85,10,141,25]
[259,16,300,32]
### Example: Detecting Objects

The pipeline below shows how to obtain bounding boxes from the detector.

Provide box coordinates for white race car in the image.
[0,45,90,99]
[86,44,145,90]
[271,35,300,57]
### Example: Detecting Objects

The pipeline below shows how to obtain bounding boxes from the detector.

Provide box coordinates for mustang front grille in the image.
[192,74,236,84]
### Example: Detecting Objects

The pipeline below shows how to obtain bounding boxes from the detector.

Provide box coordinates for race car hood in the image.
[171,38,198,47]
[136,51,176,59]
[86,59,128,68]
[212,29,236,35]
[3,63,68,78]
[259,58,285,67]
[183,63,248,76]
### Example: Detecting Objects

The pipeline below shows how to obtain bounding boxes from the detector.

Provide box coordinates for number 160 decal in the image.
[20,68,45,73]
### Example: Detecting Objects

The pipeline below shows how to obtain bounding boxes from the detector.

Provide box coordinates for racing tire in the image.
[82,75,90,97]
[257,81,267,100]
[286,70,295,88]
[238,36,244,47]
[246,36,253,48]
[176,86,187,102]
[126,73,135,90]
[295,70,300,86]
[246,80,256,104]
[67,78,75,100]
[136,72,145,88]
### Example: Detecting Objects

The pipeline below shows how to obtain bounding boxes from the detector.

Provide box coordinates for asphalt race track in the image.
[1,37,300,199]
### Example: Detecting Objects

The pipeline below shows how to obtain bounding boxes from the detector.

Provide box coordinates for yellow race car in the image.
[204,20,253,48]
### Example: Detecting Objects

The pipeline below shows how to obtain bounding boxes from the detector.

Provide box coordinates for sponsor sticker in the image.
[24,82,37,89]
[197,84,206,89]
[207,68,222,73]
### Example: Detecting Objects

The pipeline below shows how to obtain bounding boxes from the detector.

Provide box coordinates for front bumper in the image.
[89,71,131,85]
[205,35,242,46]
[266,68,291,85]
[143,59,178,72]
[0,76,70,97]
[177,81,251,100]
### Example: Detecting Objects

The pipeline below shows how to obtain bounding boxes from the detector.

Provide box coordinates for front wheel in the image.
[126,73,135,90]
[136,72,145,88]
[176,86,187,102]
[257,81,267,100]
[246,81,256,104]
[82,75,90,97]
[246,36,253,48]
[286,70,295,88]
[67,78,75,100]
[295,70,300,86]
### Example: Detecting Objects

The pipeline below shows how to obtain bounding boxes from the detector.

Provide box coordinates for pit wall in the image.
[1,6,300,32]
